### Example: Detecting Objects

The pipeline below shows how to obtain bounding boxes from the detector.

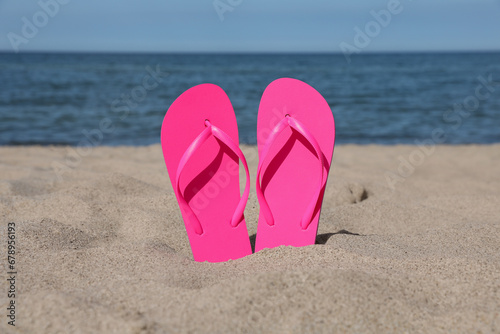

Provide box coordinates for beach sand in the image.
[1,144,499,333]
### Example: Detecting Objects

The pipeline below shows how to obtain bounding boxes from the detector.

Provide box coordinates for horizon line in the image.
[1,49,500,56]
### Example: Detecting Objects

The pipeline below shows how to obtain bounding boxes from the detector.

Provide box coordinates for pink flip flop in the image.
[255,78,335,251]
[161,84,252,262]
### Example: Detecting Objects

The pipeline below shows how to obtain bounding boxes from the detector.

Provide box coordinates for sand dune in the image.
[1,144,499,333]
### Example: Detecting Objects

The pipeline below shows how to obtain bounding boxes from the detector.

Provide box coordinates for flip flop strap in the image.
[175,120,250,235]
[256,115,324,230]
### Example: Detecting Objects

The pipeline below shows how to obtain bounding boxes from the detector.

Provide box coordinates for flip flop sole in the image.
[255,78,335,251]
[161,84,252,262]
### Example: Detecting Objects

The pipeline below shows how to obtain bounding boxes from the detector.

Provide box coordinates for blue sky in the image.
[1,0,499,53]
